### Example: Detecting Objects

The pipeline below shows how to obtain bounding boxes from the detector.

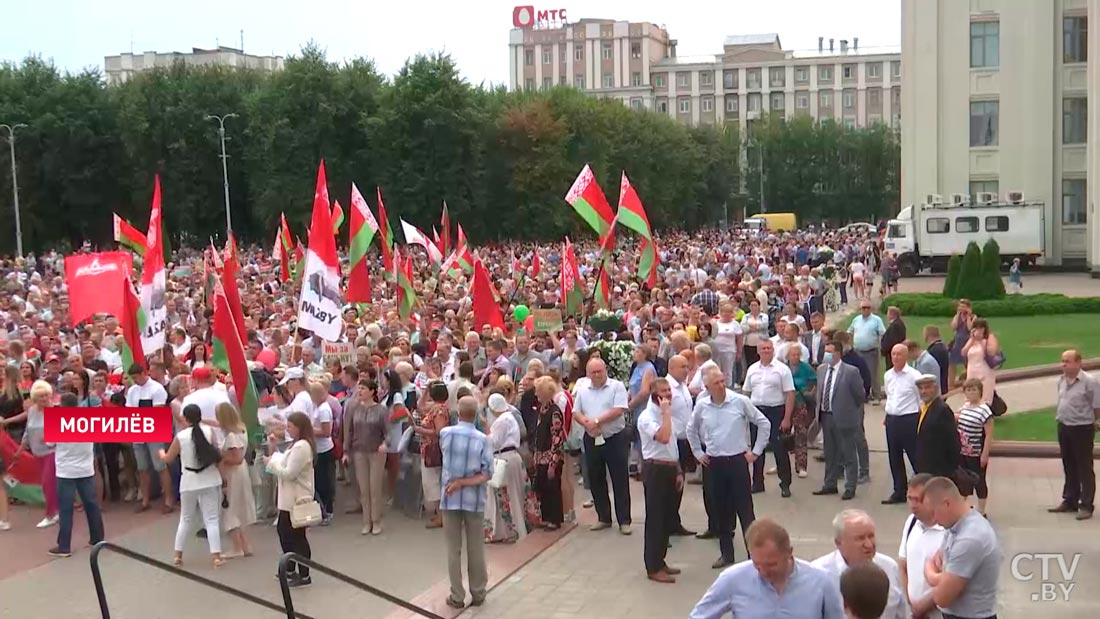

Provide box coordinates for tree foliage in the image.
[980,238,1006,299]
[943,254,962,299]
[956,242,984,299]
[0,49,899,254]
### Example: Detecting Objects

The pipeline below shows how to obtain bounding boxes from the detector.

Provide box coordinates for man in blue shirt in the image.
[439,395,494,609]
[847,302,886,403]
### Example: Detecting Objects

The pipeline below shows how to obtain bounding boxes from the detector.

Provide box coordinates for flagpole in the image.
[580,259,606,331]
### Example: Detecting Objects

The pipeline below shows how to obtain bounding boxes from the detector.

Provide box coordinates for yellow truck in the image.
[744,212,797,232]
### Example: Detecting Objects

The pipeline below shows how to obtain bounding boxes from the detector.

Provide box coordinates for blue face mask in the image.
[822,352,834,366]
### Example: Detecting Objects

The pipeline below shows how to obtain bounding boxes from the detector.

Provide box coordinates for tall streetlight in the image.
[205,113,238,237]
[756,139,767,214]
[0,123,27,257]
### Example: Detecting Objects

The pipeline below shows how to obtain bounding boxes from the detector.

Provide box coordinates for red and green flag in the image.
[219,236,248,365]
[113,213,147,256]
[277,213,294,283]
[377,187,395,274]
[617,172,659,287]
[212,283,261,445]
[564,164,615,240]
[120,278,146,371]
[561,238,585,316]
[394,246,416,319]
[440,201,451,257]
[331,200,345,234]
[347,182,376,303]
[456,225,474,274]
[139,176,167,352]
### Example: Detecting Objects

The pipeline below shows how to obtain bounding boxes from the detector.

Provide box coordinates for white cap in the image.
[488,393,510,414]
[278,367,306,385]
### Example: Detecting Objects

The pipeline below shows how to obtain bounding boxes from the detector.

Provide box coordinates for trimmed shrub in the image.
[955,242,984,299]
[943,254,962,298]
[881,292,1100,317]
[981,238,1006,299]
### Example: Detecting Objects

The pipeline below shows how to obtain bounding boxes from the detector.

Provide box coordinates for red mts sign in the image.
[44,406,174,443]
[513,6,567,28]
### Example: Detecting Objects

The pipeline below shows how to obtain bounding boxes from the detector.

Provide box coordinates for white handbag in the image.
[290,496,323,529]
[487,457,508,489]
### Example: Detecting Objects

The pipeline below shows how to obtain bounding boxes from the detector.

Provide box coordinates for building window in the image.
[630,98,643,110]
[602,73,614,89]
[723,70,736,89]
[985,216,1010,232]
[770,93,784,110]
[891,86,901,108]
[1063,179,1088,224]
[657,100,668,113]
[969,180,999,201]
[819,66,833,82]
[746,68,761,89]
[769,67,785,87]
[542,50,551,65]
[575,45,584,61]
[927,218,950,234]
[678,99,691,113]
[677,72,689,87]
[970,21,999,68]
[797,93,809,109]
[560,48,566,63]
[795,66,809,83]
[726,96,738,113]
[820,91,832,108]
[702,97,713,112]
[701,71,712,86]
[524,49,534,66]
[842,64,855,79]
[970,101,999,146]
[843,117,856,129]
[868,88,881,108]
[631,72,642,87]
[1064,97,1087,144]
[575,75,585,89]
[602,42,613,60]
[867,63,881,78]
[525,78,535,91]
[956,217,979,233]
[559,74,566,86]
[654,74,665,87]
[1064,16,1088,63]
[631,41,642,59]
[542,77,552,90]
[843,91,855,109]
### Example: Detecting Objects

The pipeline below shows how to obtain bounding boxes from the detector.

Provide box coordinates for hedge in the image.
[880,292,1100,317]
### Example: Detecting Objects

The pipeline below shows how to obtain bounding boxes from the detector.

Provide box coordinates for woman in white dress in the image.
[483,393,529,543]
[159,404,223,568]
[216,402,256,558]
[711,301,743,388]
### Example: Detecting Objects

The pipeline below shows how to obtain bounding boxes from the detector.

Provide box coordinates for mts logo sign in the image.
[513,6,568,28]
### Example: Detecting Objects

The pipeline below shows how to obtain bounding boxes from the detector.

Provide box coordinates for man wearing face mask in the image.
[812,510,908,619]
[813,341,866,501]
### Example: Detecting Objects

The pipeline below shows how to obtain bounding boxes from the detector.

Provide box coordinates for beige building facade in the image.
[105,46,284,85]
[902,0,1097,268]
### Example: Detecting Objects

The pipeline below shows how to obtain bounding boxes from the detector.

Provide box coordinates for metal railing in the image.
[277,552,445,619]
[89,541,314,619]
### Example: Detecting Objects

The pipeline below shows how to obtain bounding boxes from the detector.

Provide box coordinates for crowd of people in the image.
[0,222,1093,618]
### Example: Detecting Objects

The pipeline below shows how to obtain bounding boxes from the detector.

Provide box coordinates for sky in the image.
[2,0,900,87]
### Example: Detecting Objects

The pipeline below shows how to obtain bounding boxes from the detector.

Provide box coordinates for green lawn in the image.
[993,407,1056,442]
[846,314,1100,370]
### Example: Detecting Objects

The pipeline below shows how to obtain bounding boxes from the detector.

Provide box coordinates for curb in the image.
[991,440,1100,459]
[995,358,1100,383]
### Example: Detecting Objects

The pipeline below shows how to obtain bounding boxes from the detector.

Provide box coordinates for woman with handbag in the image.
[962,319,1000,405]
[416,382,451,529]
[265,411,316,588]
[533,376,567,530]
[483,392,529,543]
[955,379,995,517]
[157,404,223,568]
[215,402,256,558]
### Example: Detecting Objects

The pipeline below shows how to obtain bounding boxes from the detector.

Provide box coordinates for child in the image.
[1008,258,1022,294]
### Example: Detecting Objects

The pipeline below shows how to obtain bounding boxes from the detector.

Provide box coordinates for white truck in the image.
[883,194,1045,277]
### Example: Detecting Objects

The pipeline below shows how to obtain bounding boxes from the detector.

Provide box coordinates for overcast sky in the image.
[3,0,900,86]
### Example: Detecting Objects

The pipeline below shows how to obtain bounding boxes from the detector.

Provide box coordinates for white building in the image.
[104,47,284,85]
[902,0,1097,269]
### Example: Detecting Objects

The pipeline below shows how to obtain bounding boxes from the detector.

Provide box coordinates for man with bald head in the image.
[666,354,697,536]
[573,358,632,533]
[882,343,922,505]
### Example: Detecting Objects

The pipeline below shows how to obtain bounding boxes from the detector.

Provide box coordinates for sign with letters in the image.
[513,6,568,28]
[531,308,564,333]
[322,341,354,368]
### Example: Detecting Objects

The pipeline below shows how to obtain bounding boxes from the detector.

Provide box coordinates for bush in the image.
[943,254,962,298]
[955,242,984,299]
[981,238,1006,299]
[881,292,1100,317]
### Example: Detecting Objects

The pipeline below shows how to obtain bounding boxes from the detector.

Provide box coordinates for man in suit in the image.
[913,374,961,478]
[879,306,906,370]
[906,341,942,395]
[802,312,828,369]
[923,325,950,393]
[812,340,867,500]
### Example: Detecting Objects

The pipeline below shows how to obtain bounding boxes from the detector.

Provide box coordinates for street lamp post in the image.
[0,123,27,257]
[205,113,238,237]
[757,140,767,214]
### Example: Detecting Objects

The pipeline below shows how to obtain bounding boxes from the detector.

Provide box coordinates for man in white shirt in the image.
[743,339,796,498]
[882,344,922,505]
[125,363,173,514]
[666,355,697,537]
[280,367,315,416]
[636,378,683,583]
[181,366,231,440]
[49,393,104,557]
[896,474,945,619]
[688,344,719,397]
[812,509,909,619]
[572,359,631,534]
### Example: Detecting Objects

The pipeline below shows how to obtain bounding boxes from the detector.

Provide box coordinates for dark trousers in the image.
[839,281,848,305]
[57,476,104,552]
[642,462,678,574]
[885,413,919,499]
[708,454,756,561]
[961,455,989,499]
[743,345,760,368]
[277,510,312,578]
[314,450,336,516]
[751,405,792,491]
[673,439,695,531]
[583,431,631,525]
[101,443,124,501]
[699,460,720,536]
[821,414,859,492]
[1058,422,1096,511]
[534,463,563,524]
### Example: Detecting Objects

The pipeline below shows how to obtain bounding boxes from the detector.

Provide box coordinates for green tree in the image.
[956,242,984,299]
[980,238,1006,299]
[943,254,963,298]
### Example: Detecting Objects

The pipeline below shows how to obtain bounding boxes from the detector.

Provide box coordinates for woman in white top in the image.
[158,403,223,568]
[216,402,256,558]
[265,412,316,587]
[307,381,336,523]
[849,259,867,300]
[711,302,744,388]
[739,299,769,368]
[484,393,529,543]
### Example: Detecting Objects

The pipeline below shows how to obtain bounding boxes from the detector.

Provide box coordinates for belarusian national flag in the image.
[212,283,261,444]
[401,219,444,263]
[440,201,451,257]
[564,164,615,240]
[617,172,659,286]
[273,228,290,283]
[120,278,146,371]
[561,238,585,316]
[473,257,505,332]
[377,187,395,273]
[394,246,416,319]
[220,235,248,359]
[531,249,541,278]
[113,213,147,256]
[347,183,376,303]
[456,225,474,274]
[432,226,442,255]
[139,175,167,352]
[638,238,658,288]
[331,200,345,234]
[296,160,344,341]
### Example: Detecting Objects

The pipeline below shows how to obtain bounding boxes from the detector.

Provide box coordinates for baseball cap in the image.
[47,354,61,363]
[191,366,212,381]
[915,374,938,385]
[278,367,306,385]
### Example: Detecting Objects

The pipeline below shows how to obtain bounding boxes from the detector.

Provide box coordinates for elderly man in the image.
[1050,349,1100,520]
[636,377,683,583]
[573,358,632,534]
[811,509,908,619]
[743,339,796,498]
[691,518,844,619]
[914,374,960,480]
[907,341,942,395]
[882,344,922,505]
[689,343,719,397]
[666,354,697,537]
[847,301,885,403]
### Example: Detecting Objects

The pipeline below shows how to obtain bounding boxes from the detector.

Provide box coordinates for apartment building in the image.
[104,46,284,85]
[901,0,1097,268]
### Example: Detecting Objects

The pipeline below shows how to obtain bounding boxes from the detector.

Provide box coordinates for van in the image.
[748,212,798,232]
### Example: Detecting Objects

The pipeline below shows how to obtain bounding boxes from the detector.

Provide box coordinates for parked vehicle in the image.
[746,212,798,232]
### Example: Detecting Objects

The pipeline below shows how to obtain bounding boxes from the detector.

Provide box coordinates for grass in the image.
[845,313,1100,370]
[993,407,1056,442]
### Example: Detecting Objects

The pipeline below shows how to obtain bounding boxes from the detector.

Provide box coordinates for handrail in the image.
[277,552,445,619]
[89,541,315,619]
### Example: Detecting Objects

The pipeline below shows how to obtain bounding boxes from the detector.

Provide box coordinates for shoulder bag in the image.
[291,495,323,528]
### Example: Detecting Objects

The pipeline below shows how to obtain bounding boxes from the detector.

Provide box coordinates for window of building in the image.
[525,49,534,66]
[820,91,832,108]
[970,21,999,68]
[602,73,614,88]
[654,74,666,87]
[985,216,1010,232]
[843,91,855,109]
[927,218,950,234]
[891,86,901,108]
[1063,97,1087,144]
[1063,179,1088,224]
[630,98,643,110]
[542,50,552,65]
[575,45,584,61]
[770,67,785,87]
[747,93,761,111]
[723,70,736,89]
[631,41,642,59]
[868,88,881,108]
[956,217,979,233]
[678,98,691,113]
[795,66,809,83]
[844,117,856,129]
[632,72,642,87]
[969,180,999,201]
[559,74,566,86]
[891,61,901,78]
[701,71,712,86]
[819,66,833,82]
[970,101,999,146]
[543,77,552,90]
[525,78,535,91]
[797,94,809,109]
[560,48,566,63]
[575,75,585,90]
[702,97,714,112]
[1064,16,1088,63]
[726,96,738,113]
[746,68,761,88]
[602,42,613,60]
[657,100,668,113]
[771,93,785,110]
[677,72,689,87]
[867,63,881,78]
[842,64,855,79]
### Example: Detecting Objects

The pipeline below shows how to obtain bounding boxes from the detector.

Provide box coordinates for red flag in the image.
[440,201,451,257]
[347,184,373,303]
[432,225,442,254]
[531,250,541,278]
[472,258,505,332]
[296,160,344,341]
[221,237,247,344]
[377,187,394,272]
[64,252,133,326]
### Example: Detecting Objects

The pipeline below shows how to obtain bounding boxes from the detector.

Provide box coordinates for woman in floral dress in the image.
[532,377,567,530]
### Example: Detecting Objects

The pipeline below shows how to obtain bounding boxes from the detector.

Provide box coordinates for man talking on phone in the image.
[636,377,683,583]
